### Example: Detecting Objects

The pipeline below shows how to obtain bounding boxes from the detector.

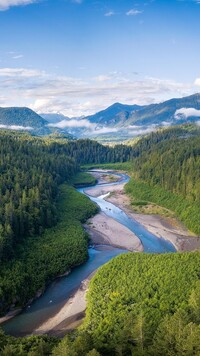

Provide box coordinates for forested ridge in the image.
[49,139,133,165]
[0,132,78,262]
[80,252,200,355]
[126,124,200,234]
[130,125,200,203]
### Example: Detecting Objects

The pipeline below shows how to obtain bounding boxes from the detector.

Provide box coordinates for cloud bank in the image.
[0,124,33,130]
[174,107,200,119]
[0,66,196,117]
[48,118,94,129]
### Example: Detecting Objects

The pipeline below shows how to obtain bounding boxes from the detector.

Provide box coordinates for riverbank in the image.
[34,273,94,337]
[84,212,143,252]
[85,171,200,252]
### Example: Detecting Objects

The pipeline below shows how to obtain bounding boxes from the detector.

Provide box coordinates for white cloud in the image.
[0,0,38,11]
[48,118,119,135]
[0,66,196,117]
[174,107,200,119]
[94,75,111,82]
[126,9,143,16]
[128,125,157,136]
[12,54,23,59]
[104,11,115,16]
[0,67,43,77]
[48,118,95,129]
[91,127,118,134]
[194,78,200,86]
[0,124,33,130]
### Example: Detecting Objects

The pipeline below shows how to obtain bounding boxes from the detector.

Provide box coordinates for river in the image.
[2,171,176,336]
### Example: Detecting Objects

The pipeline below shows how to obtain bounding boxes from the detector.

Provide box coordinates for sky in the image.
[0,0,200,117]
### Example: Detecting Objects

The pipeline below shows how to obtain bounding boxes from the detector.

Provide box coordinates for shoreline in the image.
[84,173,200,252]
[84,211,143,252]
[33,272,95,337]
[106,191,200,252]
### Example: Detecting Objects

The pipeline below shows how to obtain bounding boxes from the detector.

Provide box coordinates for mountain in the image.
[2,93,200,141]
[0,107,73,138]
[85,102,144,126]
[125,93,200,127]
[41,113,70,124]
[81,93,200,142]
[0,107,51,135]
[84,93,200,128]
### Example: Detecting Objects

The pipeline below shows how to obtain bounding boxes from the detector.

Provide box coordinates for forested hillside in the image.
[50,139,133,165]
[126,124,200,234]
[0,132,78,262]
[80,252,200,355]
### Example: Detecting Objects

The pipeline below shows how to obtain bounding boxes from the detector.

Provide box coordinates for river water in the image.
[2,171,176,336]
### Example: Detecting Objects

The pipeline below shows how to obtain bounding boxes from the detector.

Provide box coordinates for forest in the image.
[0,125,199,355]
[1,252,199,355]
[125,124,200,234]
[83,252,200,354]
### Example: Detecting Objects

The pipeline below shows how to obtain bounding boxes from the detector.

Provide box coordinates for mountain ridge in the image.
[1,93,200,140]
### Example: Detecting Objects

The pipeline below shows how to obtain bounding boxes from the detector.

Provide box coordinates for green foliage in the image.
[0,131,79,262]
[125,178,200,235]
[81,162,132,171]
[125,125,200,234]
[0,330,58,355]
[57,139,133,165]
[69,172,97,187]
[131,200,148,206]
[52,332,97,356]
[0,185,98,314]
[82,252,200,353]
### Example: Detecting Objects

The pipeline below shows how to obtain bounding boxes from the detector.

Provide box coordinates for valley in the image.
[1,1,200,354]
[0,123,199,355]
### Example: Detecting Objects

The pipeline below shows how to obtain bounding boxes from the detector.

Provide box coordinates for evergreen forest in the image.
[0,124,199,355]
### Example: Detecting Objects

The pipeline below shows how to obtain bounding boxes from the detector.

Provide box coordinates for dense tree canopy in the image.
[126,124,200,234]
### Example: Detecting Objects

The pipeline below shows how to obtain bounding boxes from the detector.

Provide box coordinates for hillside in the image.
[85,102,144,126]
[126,92,200,126]
[0,107,74,137]
[126,124,200,234]
[0,107,51,135]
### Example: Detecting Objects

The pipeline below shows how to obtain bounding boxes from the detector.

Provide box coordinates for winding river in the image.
[2,171,176,336]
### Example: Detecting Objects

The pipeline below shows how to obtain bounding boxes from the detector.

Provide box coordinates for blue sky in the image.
[0,0,200,116]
